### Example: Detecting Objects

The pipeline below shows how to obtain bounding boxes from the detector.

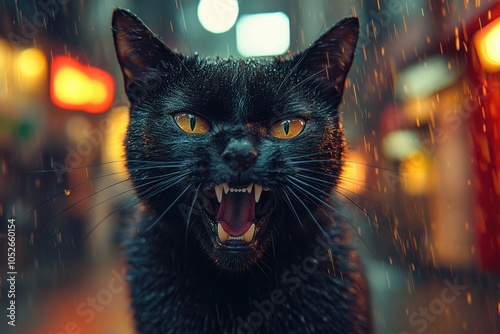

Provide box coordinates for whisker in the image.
[81,168,192,244]
[82,172,191,244]
[289,158,398,173]
[293,173,371,202]
[38,172,185,232]
[178,0,193,55]
[42,172,190,243]
[281,188,304,228]
[283,184,329,239]
[30,159,186,173]
[285,180,373,252]
[289,67,330,92]
[145,183,193,232]
[293,167,379,192]
[277,45,311,93]
[332,188,394,236]
[39,177,133,232]
[29,170,132,215]
[286,177,356,225]
[185,184,201,244]
[288,175,392,237]
[81,195,141,244]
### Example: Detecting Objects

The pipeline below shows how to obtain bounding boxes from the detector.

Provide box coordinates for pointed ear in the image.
[112,8,177,88]
[293,18,359,104]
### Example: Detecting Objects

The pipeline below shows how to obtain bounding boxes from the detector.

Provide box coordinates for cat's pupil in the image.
[189,115,196,132]
[283,121,290,135]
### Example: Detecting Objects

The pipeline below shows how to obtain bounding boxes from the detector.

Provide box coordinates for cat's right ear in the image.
[112,8,176,88]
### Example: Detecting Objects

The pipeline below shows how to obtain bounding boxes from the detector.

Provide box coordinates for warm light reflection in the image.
[339,152,367,194]
[16,48,47,92]
[0,39,13,74]
[53,67,107,105]
[50,56,114,113]
[17,48,47,79]
[0,39,13,99]
[102,106,129,174]
[474,17,500,73]
[400,152,431,195]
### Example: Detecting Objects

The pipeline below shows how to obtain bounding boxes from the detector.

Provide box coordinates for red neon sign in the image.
[50,56,114,113]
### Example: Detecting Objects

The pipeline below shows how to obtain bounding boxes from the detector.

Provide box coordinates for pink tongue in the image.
[216,191,255,236]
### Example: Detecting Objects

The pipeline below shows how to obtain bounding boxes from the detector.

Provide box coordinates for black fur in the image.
[112,8,372,334]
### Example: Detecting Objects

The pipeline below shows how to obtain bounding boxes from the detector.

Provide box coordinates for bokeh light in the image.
[197,0,239,34]
[236,12,290,57]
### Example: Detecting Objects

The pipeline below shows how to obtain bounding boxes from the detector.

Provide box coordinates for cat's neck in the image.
[127,209,344,285]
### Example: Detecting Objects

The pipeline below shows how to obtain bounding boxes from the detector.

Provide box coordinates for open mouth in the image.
[199,183,274,250]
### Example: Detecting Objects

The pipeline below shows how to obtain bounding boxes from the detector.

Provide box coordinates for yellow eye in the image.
[174,113,211,134]
[269,118,306,139]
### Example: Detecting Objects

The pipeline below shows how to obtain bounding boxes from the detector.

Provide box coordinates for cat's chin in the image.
[195,183,275,271]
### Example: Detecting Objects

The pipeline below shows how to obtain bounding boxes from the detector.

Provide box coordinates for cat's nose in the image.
[222,138,257,172]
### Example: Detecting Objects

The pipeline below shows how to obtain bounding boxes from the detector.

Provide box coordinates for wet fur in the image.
[112,8,372,334]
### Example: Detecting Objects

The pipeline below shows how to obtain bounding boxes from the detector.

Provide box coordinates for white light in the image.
[382,130,421,161]
[397,57,458,99]
[197,0,239,34]
[236,12,290,57]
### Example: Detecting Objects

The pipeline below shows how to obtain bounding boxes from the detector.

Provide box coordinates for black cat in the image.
[112,8,372,334]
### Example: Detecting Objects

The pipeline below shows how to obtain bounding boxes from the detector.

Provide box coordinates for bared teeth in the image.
[217,223,229,242]
[218,223,256,243]
[215,184,223,203]
[243,223,255,242]
[214,183,269,203]
[254,184,262,203]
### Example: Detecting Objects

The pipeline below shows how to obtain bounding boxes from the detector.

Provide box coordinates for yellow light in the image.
[0,39,14,74]
[54,66,90,104]
[483,26,500,65]
[53,67,110,107]
[102,106,129,174]
[93,81,107,104]
[400,152,431,195]
[50,56,114,113]
[0,39,13,99]
[338,152,367,194]
[17,48,47,79]
[474,17,500,73]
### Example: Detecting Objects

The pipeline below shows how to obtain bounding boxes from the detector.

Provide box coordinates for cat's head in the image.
[112,9,358,272]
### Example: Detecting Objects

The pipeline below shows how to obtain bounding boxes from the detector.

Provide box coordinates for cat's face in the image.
[112,9,359,272]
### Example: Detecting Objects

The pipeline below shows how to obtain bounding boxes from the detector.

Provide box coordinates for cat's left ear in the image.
[112,8,178,88]
[292,18,359,103]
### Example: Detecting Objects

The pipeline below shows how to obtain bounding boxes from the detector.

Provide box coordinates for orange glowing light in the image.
[473,17,500,73]
[50,56,114,113]
[338,152,367,194]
